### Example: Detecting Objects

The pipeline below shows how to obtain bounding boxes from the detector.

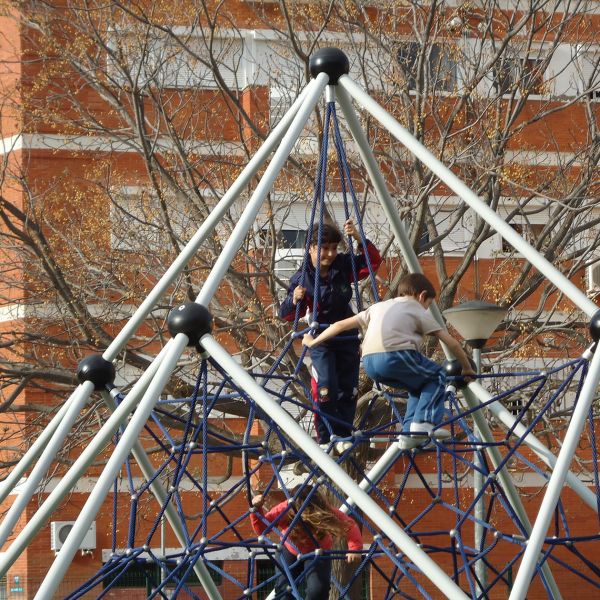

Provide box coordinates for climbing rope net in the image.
[69,354,600,599]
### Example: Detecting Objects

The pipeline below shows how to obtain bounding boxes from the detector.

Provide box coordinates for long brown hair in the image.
[286,486,349,543]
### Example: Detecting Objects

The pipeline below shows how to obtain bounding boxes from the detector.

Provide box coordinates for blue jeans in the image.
[309,337,360,442]
[273,546,331,600]
[362,350,447,431]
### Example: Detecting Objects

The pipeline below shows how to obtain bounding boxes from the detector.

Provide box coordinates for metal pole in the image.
[201,334,469,600]
[336,87,447,329]
[0,343,171,577]
[339,69,591,506]
[468,380,597,510]
[34,335,190,600]
[509,347,600,600]
[472,348,486,596]
[196,73,329,306]
[101,82,313,363]
[338,75,599,319]
[336,87,421,275]
[461,387,562,600]
[0,381,94,546]
[100,391,222,600]
[0,387,90,505]
[2,78,325,591]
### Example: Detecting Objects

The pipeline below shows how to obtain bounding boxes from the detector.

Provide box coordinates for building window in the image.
[416,228,430,254]
[576,51,600,101]
[493,58,545,96]
[278,229,307,250]
[108,31,243,90]
[256,561,277,600]
[102,561,157,591]
[501,223,548,253]
[505,395,524,418]
[102,559,222,591]
[397,41,458,92]
[260,227,307,297]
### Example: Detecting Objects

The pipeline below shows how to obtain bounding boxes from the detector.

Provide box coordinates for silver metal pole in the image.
[336,87,421,275]
[0,381,94,546]
[197,73,329,306]
[461,387,562,600]
[509,348,600,600]
[468,381,597,510]
[101,391,222,600]
[0,388,90,505]
[472,348,486,596]
[338,75,599,319]
[339,441,403,514]
[101,83,313,362]
[34,335,189,600]
[0,343,171,577]
[201,334,469,600]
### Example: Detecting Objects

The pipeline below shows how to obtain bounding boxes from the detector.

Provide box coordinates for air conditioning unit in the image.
[586,264,600,294]
[50,521,96,551]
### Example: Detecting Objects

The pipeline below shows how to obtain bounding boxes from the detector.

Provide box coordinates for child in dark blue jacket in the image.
[279,220,381,453]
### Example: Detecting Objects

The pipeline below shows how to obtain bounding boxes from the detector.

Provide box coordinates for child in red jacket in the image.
[250,485,362,599]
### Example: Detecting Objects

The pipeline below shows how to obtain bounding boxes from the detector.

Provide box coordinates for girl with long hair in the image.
[250,485,362,599]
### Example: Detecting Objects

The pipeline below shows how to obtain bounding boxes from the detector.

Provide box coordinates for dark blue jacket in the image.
[278,241,382,325]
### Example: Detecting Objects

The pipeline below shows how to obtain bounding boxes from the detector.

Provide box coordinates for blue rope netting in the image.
[70,355,600,599]
[68,104,600,599]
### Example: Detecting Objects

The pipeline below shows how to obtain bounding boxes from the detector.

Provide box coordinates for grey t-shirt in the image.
[356,297,443,357]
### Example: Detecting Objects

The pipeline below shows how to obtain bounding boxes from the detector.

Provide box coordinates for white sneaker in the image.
[319,443,331,452]
[410,421,434,434]
[335,441,353,454]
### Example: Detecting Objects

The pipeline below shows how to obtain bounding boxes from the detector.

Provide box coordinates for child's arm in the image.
[249,495,268,535]
[302,315,360,348]
[278,273,310,322]
[249,495,289,535]
[334,510,363,563]
[431,330,477,380]
[343,219,382,278]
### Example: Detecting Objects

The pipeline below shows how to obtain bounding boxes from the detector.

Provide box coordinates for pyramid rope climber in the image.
[0,47,599,600]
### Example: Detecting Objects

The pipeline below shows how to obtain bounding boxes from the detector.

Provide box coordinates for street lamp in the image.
[442,299,508,595]
[443,300,508,369]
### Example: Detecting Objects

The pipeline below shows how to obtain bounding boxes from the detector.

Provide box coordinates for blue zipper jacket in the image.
[278,240,382,325]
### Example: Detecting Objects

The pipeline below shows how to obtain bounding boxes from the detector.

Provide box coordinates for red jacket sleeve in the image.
[356,240,382,280]
[250,502,289,536]
[335,509,363,551]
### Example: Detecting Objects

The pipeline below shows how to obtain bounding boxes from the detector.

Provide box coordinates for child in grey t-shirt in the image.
[303,273,475,449]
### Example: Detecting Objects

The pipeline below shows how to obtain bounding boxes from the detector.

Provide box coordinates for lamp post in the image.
[443,300,508,596]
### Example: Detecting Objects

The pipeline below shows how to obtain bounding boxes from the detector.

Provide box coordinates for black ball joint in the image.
[443,359,463,378]
[309,47,350,85]
[590,310,600,343]
[77,355,116,391]
[167,303,212,349]
[443,359,475,387]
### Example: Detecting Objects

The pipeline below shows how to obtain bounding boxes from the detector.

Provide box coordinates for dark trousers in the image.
[273,546,332,600]
[310,337,360,443]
